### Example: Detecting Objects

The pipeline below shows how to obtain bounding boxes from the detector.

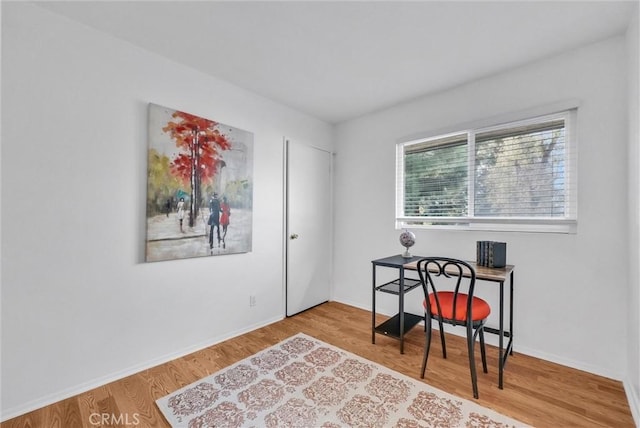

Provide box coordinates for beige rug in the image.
[156,333,528,427]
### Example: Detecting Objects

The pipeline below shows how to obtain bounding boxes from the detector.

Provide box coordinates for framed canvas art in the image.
[145,103,253,262]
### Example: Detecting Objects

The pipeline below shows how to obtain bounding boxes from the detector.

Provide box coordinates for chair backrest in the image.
[416,257,477,326]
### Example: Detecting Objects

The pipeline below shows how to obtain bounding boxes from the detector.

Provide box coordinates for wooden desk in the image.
[372,255,515,389]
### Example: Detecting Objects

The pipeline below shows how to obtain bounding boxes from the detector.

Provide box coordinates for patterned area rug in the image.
[156,333,528,427]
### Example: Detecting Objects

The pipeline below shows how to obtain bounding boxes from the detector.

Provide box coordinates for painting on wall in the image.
[145,103,253,262]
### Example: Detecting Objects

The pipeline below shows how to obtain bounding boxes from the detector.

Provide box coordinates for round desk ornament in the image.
[399,229,416,258]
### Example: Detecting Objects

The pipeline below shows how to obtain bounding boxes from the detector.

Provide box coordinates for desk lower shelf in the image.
[375,278,421,295]
[374,312,424,339]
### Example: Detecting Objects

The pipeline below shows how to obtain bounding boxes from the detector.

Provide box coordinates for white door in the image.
[285,139,332,316]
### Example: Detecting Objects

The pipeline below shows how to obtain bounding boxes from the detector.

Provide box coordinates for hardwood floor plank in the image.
[76,387,108,428]
[1,302,635,427]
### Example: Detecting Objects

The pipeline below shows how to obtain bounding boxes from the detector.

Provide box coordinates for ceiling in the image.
[34,1,638,124]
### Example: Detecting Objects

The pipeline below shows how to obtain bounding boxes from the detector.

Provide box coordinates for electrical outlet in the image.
[249,295,256,307]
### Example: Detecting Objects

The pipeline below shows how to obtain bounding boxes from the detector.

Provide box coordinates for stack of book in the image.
[476,241,506,268]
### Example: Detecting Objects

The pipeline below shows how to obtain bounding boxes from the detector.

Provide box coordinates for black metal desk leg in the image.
[399,266,405,354]
[372,264,376,344]
[499,281,504,389]
[510,271,514,356]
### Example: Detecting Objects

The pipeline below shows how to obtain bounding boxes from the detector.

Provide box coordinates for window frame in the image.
[396,108,578,234]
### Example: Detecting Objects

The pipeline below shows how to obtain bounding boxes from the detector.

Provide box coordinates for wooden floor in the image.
[2,302,635,427]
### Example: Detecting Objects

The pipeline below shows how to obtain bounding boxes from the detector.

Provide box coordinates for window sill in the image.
[397,219,577,234]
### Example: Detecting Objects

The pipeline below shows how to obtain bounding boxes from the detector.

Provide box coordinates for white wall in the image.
[333,36,629,380]
[626,5,640,425]
[0,3,332,419]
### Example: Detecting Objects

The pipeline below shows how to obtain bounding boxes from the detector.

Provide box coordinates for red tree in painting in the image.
[163,110,231,227]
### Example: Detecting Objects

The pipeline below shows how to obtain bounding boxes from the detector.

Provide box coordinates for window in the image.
[396,110,577,233]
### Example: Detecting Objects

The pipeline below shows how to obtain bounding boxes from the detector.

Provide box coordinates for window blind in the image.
[396,110,577,232]
[474,118,568,218]
[403,134,468,217]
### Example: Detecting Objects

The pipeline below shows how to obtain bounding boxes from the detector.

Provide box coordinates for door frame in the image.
[283,137,334,317]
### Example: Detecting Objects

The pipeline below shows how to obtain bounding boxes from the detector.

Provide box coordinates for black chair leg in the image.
[421,318,432,378]
[479,327,488,373]
[437,317,447,358]
[467,325,479,399]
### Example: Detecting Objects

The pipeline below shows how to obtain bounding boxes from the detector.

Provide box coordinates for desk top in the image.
[373,255,514,282]
[371,255,423,267]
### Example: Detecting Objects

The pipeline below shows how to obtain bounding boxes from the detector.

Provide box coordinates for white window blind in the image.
[403,133,469,218]
[396,110,577,233]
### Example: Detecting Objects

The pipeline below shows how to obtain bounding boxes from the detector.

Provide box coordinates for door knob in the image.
[290,233,299,240]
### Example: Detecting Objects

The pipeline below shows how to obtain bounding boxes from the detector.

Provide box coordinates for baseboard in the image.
[512,344,625,381]
[332,298,370,313]
[0,315,284,422]
[623,379,640,427]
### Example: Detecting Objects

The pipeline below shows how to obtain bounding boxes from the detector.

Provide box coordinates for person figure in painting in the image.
[220,196,231,249]
[165,198,172,217]
[208,193,221,249]
[177,197,185,233]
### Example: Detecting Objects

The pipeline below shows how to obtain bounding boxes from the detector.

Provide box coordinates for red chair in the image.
[416,257,490,399]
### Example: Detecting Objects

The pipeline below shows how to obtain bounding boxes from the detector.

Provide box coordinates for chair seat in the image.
[423,292,491,322]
